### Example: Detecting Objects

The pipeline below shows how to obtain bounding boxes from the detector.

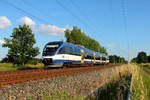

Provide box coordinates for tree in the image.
[131,57,137,63]
[2,24,39,65]
[65,26,107,54]
[109,55,127,64]
[147,55,150,63]
[136,51,148,63]
[109,55,116,63]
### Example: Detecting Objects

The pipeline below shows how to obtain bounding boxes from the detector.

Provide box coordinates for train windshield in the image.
[43,42,63,56]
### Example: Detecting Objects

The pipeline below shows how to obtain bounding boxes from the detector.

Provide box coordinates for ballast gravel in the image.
[0,66,120,100]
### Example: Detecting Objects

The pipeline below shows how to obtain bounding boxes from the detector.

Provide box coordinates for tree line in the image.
[131,51,150,63]
[1,25,107,65]
[109,55,127,64]
[65,27,107,54]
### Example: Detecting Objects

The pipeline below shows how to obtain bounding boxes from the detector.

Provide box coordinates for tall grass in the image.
[130,64,146,100]
[139,64,150,100]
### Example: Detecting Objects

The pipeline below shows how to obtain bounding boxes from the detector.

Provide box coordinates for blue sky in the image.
[0,0,150,61]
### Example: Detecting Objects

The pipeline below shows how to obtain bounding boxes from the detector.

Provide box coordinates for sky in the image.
[0,0,150,61]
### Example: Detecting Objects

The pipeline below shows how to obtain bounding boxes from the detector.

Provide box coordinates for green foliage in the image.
[131,57,137,63]
[27,97,33,100]
[0,57,10,63]
[16,66,38,70]
[65,26,107,54]
[137,51,148,63]
[2,24,40,65]
[109,55,127,64]
[27,58,42,65]
[147,56,150,63]
[131,51,148,63]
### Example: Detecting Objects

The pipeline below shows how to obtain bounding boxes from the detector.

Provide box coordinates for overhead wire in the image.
[55,0,101,37]
[21,0,55,23]
[69,0,102,37]
[1,0,103,39]
[108,0,130,63]
[0,0,50,24]
[55,0,88,27]
[121,0,130,62]
[109,0,122,62]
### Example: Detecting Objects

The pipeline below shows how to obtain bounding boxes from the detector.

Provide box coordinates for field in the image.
[0,63,44,71]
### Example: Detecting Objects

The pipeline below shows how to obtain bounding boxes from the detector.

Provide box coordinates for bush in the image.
[27,58,42,65]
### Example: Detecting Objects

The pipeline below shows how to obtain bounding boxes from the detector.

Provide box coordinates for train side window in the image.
[58,46,66,54]
[68,47,73,54]
[58,46,69,54]
[58,46,74,54]
[74,48,80,56]
[70,47,81,56]
[78,49,81,55]
[72,47,78,55]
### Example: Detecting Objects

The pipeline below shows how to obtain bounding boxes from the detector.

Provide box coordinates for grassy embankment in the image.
[0,63,44,71]
[130,63,150,100]
[87,64,150,100]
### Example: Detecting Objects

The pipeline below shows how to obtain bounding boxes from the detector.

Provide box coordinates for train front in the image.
[42,41,63,67]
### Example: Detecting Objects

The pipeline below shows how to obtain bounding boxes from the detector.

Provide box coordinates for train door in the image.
[80,49,84,64]
[100,54,103,64]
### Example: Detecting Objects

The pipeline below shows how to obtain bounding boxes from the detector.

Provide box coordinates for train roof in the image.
[46,41,107,56]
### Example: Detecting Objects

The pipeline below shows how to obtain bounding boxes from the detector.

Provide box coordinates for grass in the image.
[87,64,132,100]
[0,63,44,71]
[90,74,131,100]
[138,64,150,100]
[27,91,84,100]
[131,64,150,100]
[0,63,17,71]
[131,65,145,100]
[140,69,150,100]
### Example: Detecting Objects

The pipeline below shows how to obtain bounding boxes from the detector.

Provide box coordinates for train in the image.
[42,41,109,67]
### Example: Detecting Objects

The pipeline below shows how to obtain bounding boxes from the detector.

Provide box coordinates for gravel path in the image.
[0,66,121,100]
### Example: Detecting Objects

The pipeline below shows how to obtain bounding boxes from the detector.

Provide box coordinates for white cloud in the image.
[0,16,11,29]
[37,24,66,36]
[0,40,5,45]
[19,16,35,26]
[18,17,70,36]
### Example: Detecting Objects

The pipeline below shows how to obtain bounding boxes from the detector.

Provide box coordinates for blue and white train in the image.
[42,41,109,67]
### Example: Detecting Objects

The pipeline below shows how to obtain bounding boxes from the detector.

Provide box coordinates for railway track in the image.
[0,65,119,85]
